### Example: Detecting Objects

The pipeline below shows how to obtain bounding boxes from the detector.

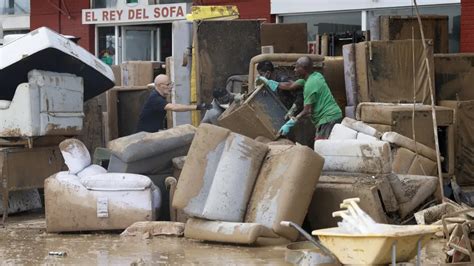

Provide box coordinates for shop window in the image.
[98,26,116,65]
[281,11,361,41]
[0,0,30,15]
[92,0,117,8]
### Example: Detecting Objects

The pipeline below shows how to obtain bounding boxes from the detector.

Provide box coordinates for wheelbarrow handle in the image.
[280,221,338,262]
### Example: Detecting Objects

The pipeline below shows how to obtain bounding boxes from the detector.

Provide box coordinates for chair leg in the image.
[165,176,177,222]
[1,188,8,226]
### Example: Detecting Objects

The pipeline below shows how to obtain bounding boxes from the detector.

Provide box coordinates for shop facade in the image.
[81,0,191,65]
[272,0,461,52]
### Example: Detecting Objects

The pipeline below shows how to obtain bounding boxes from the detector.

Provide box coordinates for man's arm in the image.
[164,103,211,112]
[295,104,312,120]
[278,80,304,91]
[164,103,197,112]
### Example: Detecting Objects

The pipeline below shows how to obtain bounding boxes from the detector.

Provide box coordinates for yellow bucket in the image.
[312,224,441,265]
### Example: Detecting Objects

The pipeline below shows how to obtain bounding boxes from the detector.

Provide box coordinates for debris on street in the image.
[1,3,473,265]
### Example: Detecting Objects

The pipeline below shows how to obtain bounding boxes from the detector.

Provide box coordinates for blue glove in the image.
[279,118,297,136]
[256,76,279,92]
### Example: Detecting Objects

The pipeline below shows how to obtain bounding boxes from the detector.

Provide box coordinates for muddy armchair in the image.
[44,139,161,232]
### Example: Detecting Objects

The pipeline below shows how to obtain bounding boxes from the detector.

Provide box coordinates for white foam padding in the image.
[314,139,392,174]
[357,132,378,141]
[329,124,357,140]
[341,117,382,138]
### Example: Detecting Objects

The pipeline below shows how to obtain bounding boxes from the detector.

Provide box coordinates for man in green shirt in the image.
[279,56,342,140]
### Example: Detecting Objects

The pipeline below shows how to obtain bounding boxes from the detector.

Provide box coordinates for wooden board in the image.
[435,53,474,101]
[117,88,152,137]
[260,23,307,53]
[78,97,104,157]
[379,15,449,53]
[195,20,261,104]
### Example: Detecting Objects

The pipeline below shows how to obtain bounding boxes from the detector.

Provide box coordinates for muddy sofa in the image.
[45,139,161,232]
[173,124,324,244]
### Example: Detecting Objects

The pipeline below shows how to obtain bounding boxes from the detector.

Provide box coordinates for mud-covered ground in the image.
[0,210,449,265]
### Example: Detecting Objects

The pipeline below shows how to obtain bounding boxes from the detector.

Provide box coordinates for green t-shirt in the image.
[303,72,342,126]
[295,79,306,87]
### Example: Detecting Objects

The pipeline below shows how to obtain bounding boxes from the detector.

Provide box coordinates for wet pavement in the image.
[0,210,449,265]
[0,211,289,265]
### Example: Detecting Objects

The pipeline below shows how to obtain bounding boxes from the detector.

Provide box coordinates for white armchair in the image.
[45,139,161,232]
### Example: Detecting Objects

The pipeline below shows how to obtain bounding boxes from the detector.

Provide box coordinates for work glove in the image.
[285,103,298,120]
[233,93,245,104]
[256,76,279,92]
[279,118,297,136]
[196,103,213,110]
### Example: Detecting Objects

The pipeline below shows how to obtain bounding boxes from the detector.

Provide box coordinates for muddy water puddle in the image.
[0,212,289,265]
[0,212,449,265]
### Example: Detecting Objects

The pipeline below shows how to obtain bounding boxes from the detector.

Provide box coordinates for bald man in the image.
[136,74,210,132]
[279,56,342,140]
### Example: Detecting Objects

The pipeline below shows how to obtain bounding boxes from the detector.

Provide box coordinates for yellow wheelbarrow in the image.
[312,224,441,265]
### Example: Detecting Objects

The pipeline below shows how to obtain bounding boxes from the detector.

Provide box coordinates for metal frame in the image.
[442,208,474,263]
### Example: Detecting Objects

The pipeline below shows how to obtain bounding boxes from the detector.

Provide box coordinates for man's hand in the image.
[196,103,213,110]
[256,76,279,92]
[279,118,297,136]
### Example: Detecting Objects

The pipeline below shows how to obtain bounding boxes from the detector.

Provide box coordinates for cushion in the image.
[80,173,152,191]
[382,131,438,161]
[107,124,196,163]
[314,139,392,174]
[245,145,324,240]
[59,139,91,174]
[173,124,268,222]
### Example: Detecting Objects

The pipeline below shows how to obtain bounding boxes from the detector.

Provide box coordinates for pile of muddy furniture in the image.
[172,124,324,245]
[45,125,198,232]
[309,117,440,228]
[106,124,196,220]
[0,27,115,222]
[45,139,161,232]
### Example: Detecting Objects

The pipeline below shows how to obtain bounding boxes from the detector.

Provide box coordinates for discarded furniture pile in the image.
[309,117,440,228]
[174,124,324,245]
[0,17,467,265]
[0,27,115,223]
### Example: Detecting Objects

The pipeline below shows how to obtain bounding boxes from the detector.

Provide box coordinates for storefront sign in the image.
[82,3,187,24]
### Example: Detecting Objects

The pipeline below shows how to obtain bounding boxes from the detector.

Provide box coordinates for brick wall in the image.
[193,0,273,22]
[461,0,474,52]
[30,0,94,51]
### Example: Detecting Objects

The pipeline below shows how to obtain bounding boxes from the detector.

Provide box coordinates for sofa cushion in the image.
[107,124,196,163]
[80,173,152,191]
[59,138,91,174]
[382,131,438,161]
[314,139,392,174]
[184,218,279,245]
[173,124,268,222]
[341,117,382,138]
[245,145,324,241]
